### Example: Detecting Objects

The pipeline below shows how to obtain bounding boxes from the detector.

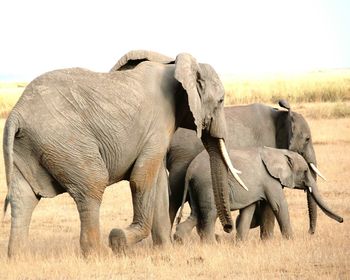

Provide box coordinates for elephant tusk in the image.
[309,163,326,181]
[219,139,248,191]
[309,187,312,193]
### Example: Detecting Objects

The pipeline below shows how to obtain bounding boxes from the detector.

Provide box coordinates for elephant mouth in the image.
[203,117,212,133]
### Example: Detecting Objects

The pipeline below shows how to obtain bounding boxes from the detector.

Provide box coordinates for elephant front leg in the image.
[109,155,162,255]
[274,197,293,239]
[151,161,171,247]
[174,215,198,244]
[266,186,293,239]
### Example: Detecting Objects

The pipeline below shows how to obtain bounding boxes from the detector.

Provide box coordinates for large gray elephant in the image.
[174,147,343,243]
[3,50,242,257]
[167,100,324,238]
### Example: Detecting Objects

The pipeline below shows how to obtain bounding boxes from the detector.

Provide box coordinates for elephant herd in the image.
[2,50,343,258]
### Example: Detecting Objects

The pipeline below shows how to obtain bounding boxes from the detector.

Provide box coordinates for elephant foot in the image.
[8,245,23,259]
[153,238,171,249]
[215,234,222,243]
[82,245,109,259]
[282,231,294,240]
[8,237,29,259]
[199,235,217,244]
[173,232,184,245]
[109,228,127,255]
[151,228,172,248]
[260,223,274,240]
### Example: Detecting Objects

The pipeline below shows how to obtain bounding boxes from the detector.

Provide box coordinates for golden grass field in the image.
[0,72,350,279]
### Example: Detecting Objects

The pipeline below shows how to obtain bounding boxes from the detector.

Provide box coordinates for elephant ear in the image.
[110,50,174,71]
[276,100,292,149]
[278,99,291,111]
[261,147,295,188]
[174,53,202,138]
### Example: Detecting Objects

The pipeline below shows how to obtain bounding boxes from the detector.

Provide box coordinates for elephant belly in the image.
[228,179,265,210]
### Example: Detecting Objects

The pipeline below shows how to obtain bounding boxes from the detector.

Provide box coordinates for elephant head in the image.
[261,147,343,224]
[276,99,325,233]
[276,100,320,169]
[111,50,243,232]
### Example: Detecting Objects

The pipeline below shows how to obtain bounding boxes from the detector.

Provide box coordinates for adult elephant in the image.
[174,147,343,243]
[3,50,242,257]
[167,100,324,238]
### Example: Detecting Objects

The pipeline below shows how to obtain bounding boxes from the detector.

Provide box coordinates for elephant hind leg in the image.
[259,201,276,240]
[51,155,108,257]
[151,162,171,247]
[168,164,187,227]
[196,208,217,244]
[174,214,198,244]
[72,194,103,257]
[7,167,40,258]
[236,203,256,242]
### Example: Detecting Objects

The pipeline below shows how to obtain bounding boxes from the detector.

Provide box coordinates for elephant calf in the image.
[174,147,343,243]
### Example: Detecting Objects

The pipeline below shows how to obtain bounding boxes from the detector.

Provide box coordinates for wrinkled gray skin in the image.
[174,147,343,243]
[3,50,234,257]
[167,100,319,239]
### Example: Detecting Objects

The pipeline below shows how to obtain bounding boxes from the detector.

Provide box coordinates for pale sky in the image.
[0,0,349,81]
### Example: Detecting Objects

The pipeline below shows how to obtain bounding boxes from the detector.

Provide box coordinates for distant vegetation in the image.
[223,69,350,105]
[0,82,25,118]
[0,69,350,119]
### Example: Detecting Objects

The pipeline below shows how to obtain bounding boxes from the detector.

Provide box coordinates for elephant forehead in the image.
[292,152,309,168]
[293,112,311,132]
[199,64,222,84]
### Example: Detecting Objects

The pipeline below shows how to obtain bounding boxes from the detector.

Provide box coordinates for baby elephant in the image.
[174,147,343,243]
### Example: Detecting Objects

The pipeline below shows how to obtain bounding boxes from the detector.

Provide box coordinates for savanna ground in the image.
[0,71,350,279]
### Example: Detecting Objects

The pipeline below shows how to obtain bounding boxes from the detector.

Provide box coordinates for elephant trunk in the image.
[307,178,343,223]
[202,135,233,233]
[304,151,318,234]
[306,193,317,234]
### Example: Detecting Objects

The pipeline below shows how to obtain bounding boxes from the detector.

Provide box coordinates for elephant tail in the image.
[176,165,193,225]
[3,111,20,218]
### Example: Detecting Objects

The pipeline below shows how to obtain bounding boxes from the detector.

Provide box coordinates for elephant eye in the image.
[218,97,224,104]
[305,136,310,143]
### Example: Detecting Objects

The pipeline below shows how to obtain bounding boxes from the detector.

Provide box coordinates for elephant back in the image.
[110,50,174,71]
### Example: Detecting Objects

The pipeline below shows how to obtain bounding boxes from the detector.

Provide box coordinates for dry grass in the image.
[0,117,349,279]
[223,69,350,105]
[293,102,350,119]
[0,82,25,118]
